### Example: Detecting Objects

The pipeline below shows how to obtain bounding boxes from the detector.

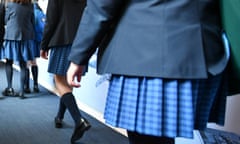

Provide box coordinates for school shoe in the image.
[2,88,15,97]
[33,85,40,93]
[24,87,31,93]
[71,117,91,143]
[54,117,63,128]
[18,92,27,99]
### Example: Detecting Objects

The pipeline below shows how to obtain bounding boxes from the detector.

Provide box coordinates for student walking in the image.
[40,0,90,143]
[1,0,35,99]
[24,0,45,93]
[67,0,229,144]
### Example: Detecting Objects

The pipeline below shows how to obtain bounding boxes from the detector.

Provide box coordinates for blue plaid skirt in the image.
[48,45,71,75]
[104,73,227,139]
[1,40,36,61]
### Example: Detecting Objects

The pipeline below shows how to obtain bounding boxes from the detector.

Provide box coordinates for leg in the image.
[30,59,39,92]
[32,65,39,92]
[54,74,91,143]
[2,59,15,96]
[55,97,66,128]
[24,67,31,93]
[54,74,81,123]
[127,131,175,144]
[19,61,27,99]
[5,59,13,88]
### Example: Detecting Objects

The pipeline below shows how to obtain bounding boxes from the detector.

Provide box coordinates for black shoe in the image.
[33,85,39,93]
[71,117,91,143]
[2,88,15,97]
[24,87,31,93]
[18,92,27,99]
[54,117,63,128]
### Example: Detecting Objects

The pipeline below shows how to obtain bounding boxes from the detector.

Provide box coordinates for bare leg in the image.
[54,75,91,142]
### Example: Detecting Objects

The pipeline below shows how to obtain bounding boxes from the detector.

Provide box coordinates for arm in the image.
[69,0,126,65]
[40,0,60,51]
[0,3,5,45]
[4,3,10,25]
[67,0,127,87]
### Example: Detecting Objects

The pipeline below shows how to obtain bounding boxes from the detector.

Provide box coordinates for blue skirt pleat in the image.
[48,45,71,75]
[104,73,226,139]
[1,40,36,61]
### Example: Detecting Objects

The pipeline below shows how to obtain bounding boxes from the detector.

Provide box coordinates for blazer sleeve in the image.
[68,0,127,65]
[40,0,60,51]
[0,3,4,45]
[4,4,10,25]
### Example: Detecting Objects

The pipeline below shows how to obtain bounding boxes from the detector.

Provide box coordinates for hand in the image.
[40,50,49,59]
[67,62,84,88]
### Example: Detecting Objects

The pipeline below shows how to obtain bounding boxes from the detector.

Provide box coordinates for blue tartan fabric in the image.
[104,74,226,139]
[1,40,35,61]
[48,45,71,76]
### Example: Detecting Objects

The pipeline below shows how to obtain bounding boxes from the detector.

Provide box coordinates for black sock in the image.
[5,59,13,88]
[57,97,66,119]
[25,68,30,89]
[31,65,38,86]
[127,131,175,144]
[19,61,27,93]
[61,92,82,125]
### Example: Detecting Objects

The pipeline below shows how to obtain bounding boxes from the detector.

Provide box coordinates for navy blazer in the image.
[40,0,86,51]
[4,2,35,41]
[0,3,5,44]
[69,0,228,79]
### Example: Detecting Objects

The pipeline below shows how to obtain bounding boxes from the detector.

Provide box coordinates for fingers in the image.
[69,79,81,88]
[40,50,48,59]
[67,62,83,88]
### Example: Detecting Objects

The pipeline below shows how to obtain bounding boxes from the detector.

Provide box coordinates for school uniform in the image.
[69,0,228,140]
[0,2,5,49]
[40,0,86,75]
[1,2,35,61]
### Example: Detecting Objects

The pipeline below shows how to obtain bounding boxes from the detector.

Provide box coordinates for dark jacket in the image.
[4,2,35,40]
[40,0,86,51]
[69,0,228,79]
[0,2,5,45]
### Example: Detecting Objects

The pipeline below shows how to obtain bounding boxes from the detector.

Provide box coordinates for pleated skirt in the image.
[48,45,71,75]
[0,40,36,61]
[104,73,227,139]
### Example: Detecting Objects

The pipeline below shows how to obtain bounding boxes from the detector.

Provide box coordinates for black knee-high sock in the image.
[57,98,67,119]
[127,131,175,144]
[31,65,38,86]
[5,59,13,88]
[19,61,27,93]
[25,68,30,89]
[61,92,82,125]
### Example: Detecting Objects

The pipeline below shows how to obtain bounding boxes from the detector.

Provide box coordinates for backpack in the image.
[34,3,46,42]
